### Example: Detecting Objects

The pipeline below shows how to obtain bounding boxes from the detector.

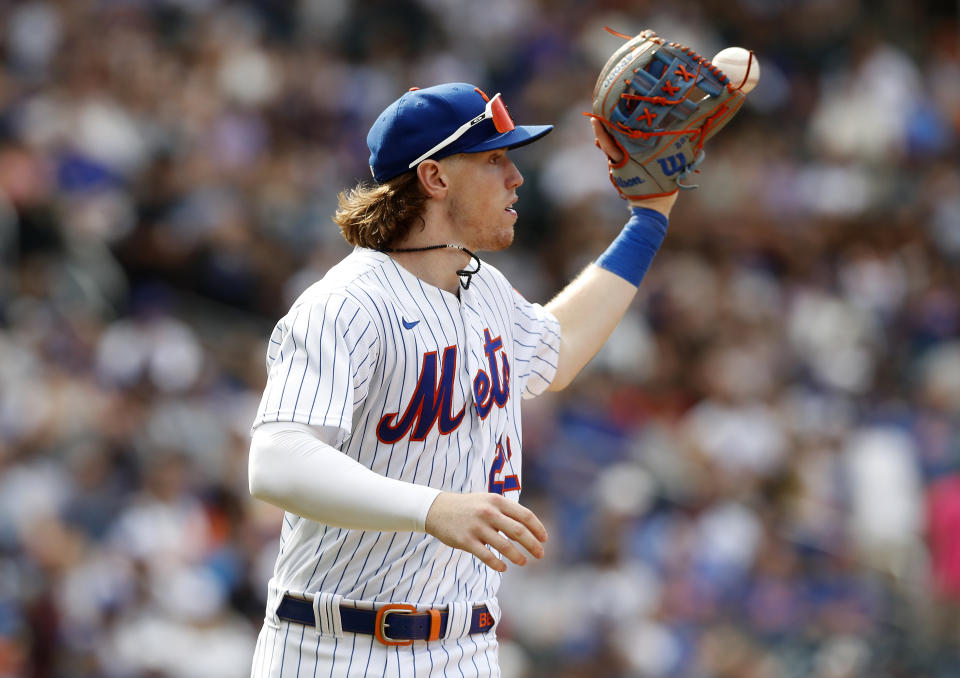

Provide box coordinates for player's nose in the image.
[505,158,523,189]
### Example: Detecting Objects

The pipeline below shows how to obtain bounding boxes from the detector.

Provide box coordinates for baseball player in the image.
[248,57,734,674]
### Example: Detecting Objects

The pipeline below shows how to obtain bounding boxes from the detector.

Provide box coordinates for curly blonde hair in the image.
[334,171,428,250]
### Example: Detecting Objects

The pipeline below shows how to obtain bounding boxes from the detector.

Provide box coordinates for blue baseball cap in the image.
[367,83,553,183]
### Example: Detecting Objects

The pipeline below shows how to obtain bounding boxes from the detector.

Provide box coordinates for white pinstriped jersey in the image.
[251,247,560,607]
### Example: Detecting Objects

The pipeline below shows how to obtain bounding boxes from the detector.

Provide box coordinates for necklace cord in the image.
[381,244,481,290]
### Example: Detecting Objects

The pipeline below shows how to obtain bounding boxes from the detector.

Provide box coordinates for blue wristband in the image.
[595,207,669,287]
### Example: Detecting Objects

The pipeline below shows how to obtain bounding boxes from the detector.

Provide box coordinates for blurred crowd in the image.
[1,0,959,676]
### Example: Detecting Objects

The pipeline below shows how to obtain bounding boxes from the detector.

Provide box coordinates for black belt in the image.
[276,594,495,646]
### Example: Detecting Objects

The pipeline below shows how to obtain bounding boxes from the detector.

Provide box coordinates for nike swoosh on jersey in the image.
[402,318,420,330]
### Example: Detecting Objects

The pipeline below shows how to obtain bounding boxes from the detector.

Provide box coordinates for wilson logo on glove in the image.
[614,175,644,187]
[657,152,687,176]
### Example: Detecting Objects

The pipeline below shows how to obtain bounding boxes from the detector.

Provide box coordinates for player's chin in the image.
[492,223,515,250]
[502,209,519,232]
[474,219,515,252]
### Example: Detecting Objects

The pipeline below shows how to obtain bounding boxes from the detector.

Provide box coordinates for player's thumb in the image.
[591,118,625,164]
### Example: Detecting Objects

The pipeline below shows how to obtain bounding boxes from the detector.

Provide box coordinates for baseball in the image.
[712,47,760,93]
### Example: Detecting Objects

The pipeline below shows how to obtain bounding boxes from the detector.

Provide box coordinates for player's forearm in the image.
[545,265,638,390]
[248,422,442,532]
[545,200,673,391]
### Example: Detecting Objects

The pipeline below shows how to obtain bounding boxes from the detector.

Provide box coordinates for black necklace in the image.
[381,244,482,290]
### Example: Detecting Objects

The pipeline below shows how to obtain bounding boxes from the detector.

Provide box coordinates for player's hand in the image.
[592,117,625,165]
[591,118,678,217]
[424,492,548,572]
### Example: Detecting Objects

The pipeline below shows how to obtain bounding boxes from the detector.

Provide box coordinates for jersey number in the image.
[488,436,520,495]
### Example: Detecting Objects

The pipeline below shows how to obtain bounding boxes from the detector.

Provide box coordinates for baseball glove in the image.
[592,29,747,200]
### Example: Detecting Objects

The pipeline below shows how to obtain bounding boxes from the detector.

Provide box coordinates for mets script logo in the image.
[376,329,510,444]
[473,329,509,419]
[376,346,465,444]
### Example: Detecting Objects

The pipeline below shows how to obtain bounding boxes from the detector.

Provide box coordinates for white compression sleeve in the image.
[248,422,442,532]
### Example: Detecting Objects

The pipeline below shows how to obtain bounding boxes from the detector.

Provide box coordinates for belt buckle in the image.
[374,603,418,646]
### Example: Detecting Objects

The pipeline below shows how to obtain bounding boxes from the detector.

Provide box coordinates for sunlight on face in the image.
[440,150,523,252]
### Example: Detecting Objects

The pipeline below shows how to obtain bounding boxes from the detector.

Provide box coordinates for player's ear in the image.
[416,160,449,199]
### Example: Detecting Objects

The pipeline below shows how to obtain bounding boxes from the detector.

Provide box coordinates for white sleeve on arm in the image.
[510,287,561,399]
[248,422,442,532]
